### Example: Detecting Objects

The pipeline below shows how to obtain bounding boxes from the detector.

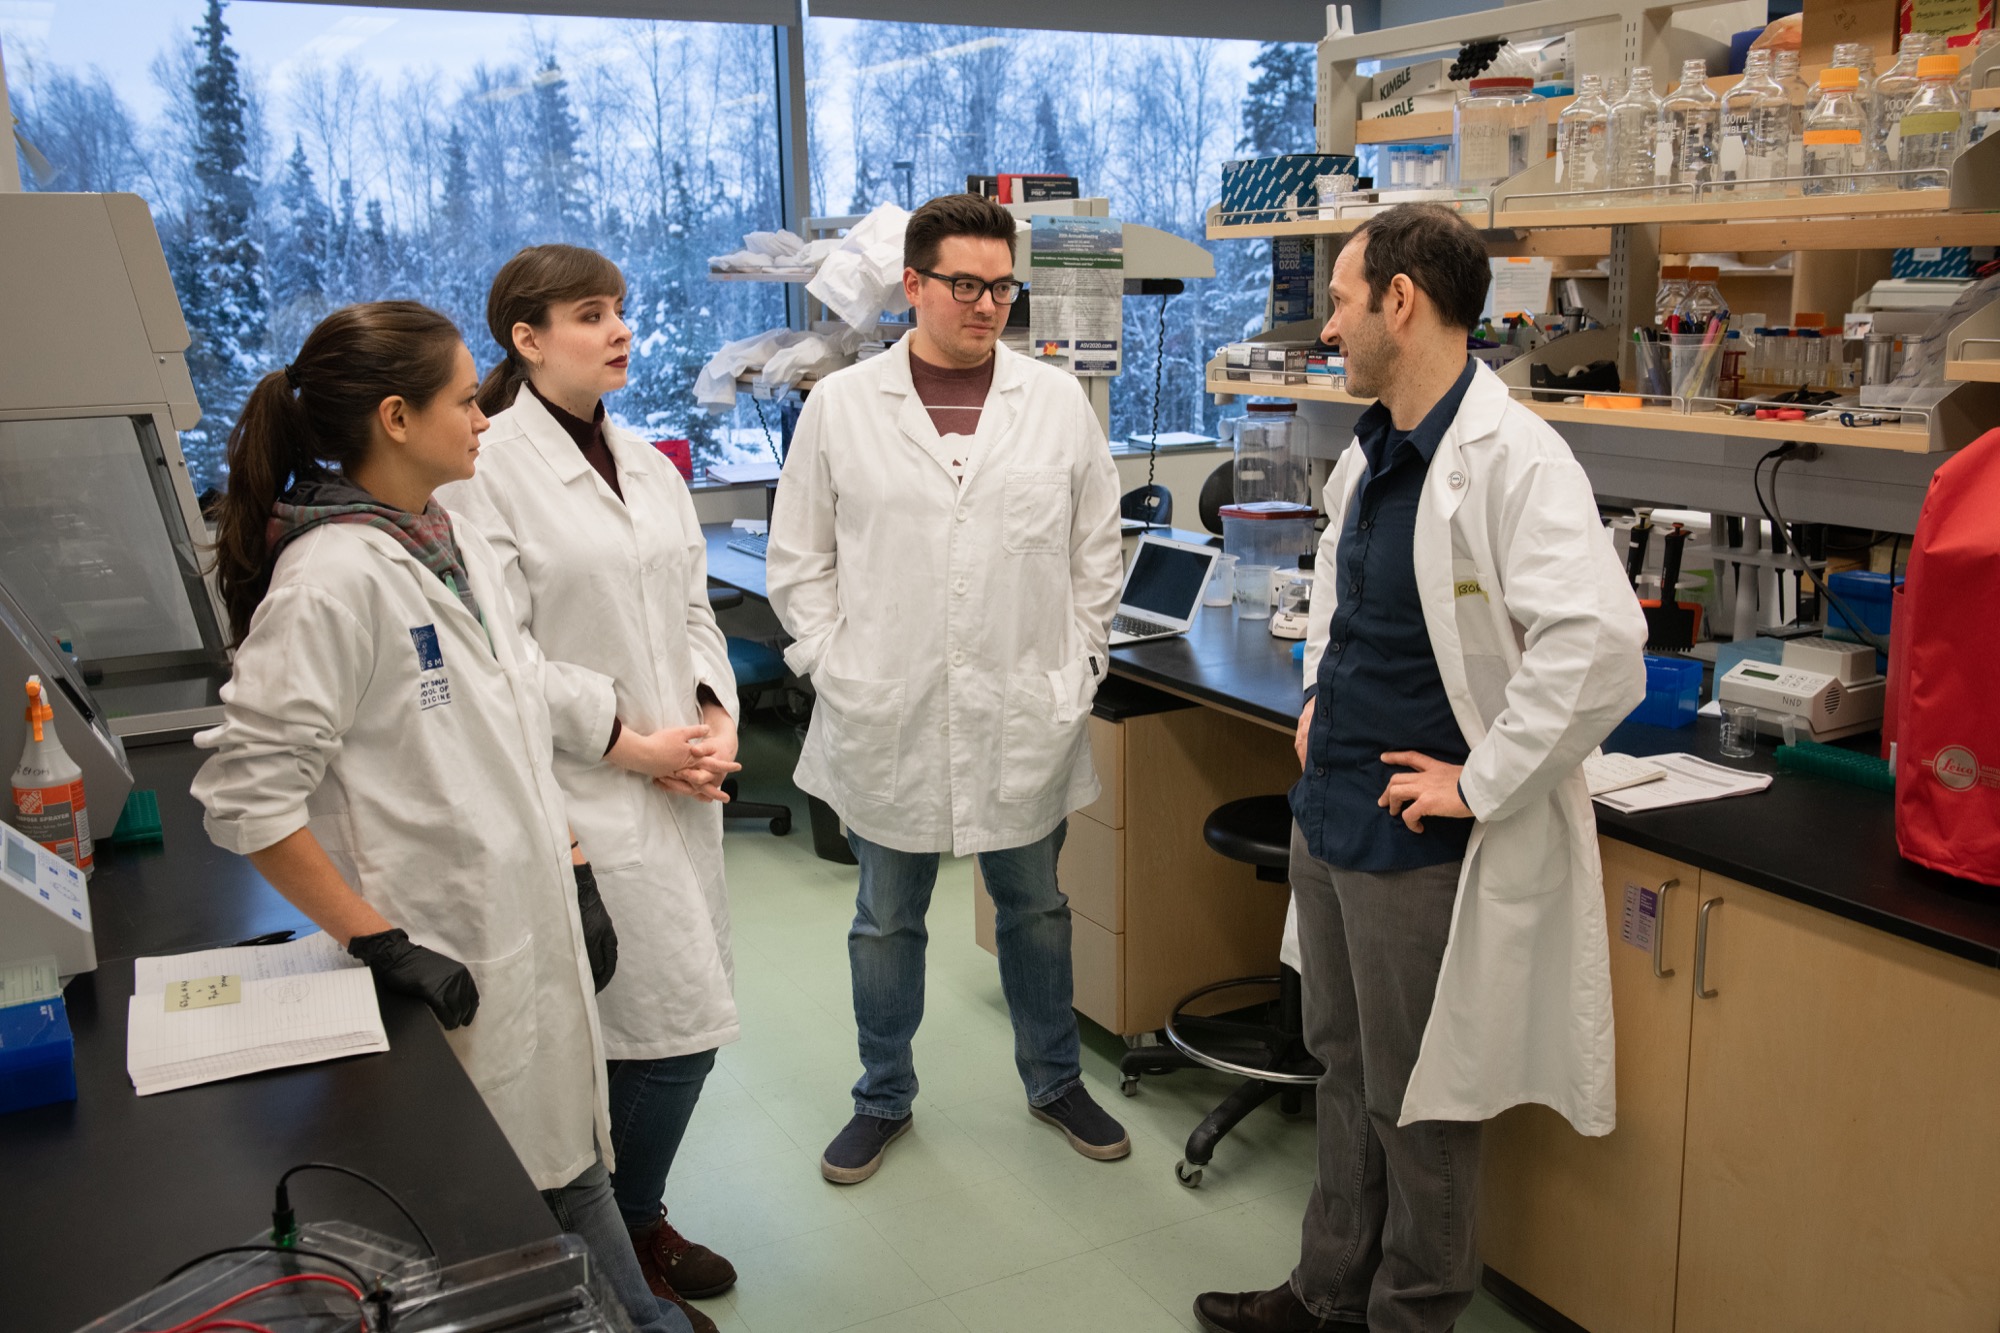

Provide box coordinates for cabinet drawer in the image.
[1079,715,1124,828]
[1060,812,1123,932]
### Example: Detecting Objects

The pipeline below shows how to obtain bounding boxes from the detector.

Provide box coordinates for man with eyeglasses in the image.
[769,191,1127,1185]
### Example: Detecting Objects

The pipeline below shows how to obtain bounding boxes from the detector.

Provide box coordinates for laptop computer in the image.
[1109,534,1223,646]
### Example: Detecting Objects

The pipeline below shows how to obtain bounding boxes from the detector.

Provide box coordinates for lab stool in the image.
[710,590,795,837]
[1117,794,1321,1188]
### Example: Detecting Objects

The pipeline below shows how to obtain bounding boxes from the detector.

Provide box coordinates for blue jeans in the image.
[847,822,1083,1119]
[607,1049,717,1230]
[541,1158,692,1333]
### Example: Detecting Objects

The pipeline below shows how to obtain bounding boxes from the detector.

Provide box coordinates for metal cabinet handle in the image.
[1695,896,1723,1000]
[1652,878,1680,980]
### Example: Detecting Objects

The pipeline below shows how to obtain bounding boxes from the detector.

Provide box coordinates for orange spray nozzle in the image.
[25,675,51,743]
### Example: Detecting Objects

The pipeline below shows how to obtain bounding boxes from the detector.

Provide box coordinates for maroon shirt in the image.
[527,380,623,501]
[909,350,995,482]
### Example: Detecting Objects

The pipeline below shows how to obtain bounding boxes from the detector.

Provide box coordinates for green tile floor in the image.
[667,717,1546,1333]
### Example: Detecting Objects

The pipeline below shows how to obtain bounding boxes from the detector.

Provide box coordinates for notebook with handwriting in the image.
[126,932,388,1096]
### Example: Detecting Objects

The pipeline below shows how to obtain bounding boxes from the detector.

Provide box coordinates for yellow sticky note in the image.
[165,975,242,1012]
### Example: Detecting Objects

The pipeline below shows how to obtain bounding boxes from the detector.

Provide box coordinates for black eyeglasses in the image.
[915,269,1023,305]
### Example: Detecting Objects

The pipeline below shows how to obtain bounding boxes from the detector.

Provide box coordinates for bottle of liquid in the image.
[1557,73,1612,190]
[1872,33,1936,179]
[1609,67,1664,195]
[1901,53,1967,189]
[1832,43,1881,188]
[1774,49,1812,182]
[1656,264,1691,327]
[1661,58,1721,192]
[1803,67,1867,196]
[1963,29,2000,142]
[1720,49,1789,194]
[11,676,91,874]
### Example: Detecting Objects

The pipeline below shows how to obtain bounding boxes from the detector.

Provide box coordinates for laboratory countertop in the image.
[1110,604,2000,971]
[3,743,558,1333]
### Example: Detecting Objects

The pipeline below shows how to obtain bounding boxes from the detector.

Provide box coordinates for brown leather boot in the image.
[1192,1283,1366,1333]
[632,1206,737,1298]
[629,1228,719,1333]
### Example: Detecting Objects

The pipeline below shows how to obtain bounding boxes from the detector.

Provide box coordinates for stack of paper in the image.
[1583,751,1668,797]
[1591,752,1773,814]
[127,932,388,1096]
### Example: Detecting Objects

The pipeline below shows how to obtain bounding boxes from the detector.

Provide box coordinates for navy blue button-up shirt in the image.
[1290,358,1477,873]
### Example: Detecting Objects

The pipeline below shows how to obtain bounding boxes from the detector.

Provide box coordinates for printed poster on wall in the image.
[1029,214,1124,376]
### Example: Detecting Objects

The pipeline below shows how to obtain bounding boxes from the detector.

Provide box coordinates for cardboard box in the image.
[1803,0,1899,64]
[1373,56,1455,102]
[1362,90,1460,120]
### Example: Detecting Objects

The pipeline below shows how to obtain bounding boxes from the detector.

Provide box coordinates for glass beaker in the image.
[1203,553,1240,608]
[1234,563,1276,620]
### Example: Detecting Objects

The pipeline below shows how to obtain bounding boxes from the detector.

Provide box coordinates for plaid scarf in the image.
[268,477,484,625]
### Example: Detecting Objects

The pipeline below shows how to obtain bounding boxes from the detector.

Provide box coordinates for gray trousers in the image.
[1287,823,1481,1333]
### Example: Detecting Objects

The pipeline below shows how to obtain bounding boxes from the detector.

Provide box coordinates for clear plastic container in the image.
[1454,75,1542,189]
[1220,502,1316,569]
[1229,403,1311,507]
[1661,58,1721,191]
[1608,66,1664,196]
[1557,73,1611,191]
[1720,49,1792,194]
[1870,33,1932,177]
[1965,29,2000,142]
[1774,49,1812,181]
[1655,264,1691,327]
[1803,67,1867,195]
[1676,265,1728,331]
[1900,53,1966,189]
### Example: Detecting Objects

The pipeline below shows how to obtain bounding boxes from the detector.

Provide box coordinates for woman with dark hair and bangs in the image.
[192,300,693,1333]
[439,245,742,1333]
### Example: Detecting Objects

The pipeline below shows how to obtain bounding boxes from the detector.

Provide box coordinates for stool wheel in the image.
[1175,1159,1203,1189]
[770,813,792,836]
[1120,1076,1139,1098]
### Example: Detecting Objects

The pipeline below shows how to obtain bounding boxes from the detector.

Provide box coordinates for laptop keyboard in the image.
[1113,614,1176,638]
[725,532,769,559]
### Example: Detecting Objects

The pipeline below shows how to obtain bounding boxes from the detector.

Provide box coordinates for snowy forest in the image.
[4,2,1314,492]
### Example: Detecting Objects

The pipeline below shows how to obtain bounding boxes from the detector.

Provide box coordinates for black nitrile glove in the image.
[575,862,618,992]
[348,928,480,1029]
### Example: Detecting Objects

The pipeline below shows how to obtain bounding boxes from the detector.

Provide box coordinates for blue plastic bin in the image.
[0,995,76,1115]
[1627,655,1703,729]
[1826,570,1900,640]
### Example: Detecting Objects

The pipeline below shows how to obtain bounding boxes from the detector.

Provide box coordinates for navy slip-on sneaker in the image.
[820,1111,913,1183]
[1029,1087,1131,1160]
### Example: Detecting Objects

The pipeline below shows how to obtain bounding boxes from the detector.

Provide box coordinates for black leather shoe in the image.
[1193,1283,1364,1332]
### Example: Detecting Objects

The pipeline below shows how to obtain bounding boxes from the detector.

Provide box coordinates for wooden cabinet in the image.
[1483,849,2000,1333]
[1674,876,2000,1332]
[1481,840,1699,1333]
[975,705,1298,1036]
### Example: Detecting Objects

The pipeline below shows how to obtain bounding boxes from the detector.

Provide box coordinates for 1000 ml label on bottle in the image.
[12,780,90,869]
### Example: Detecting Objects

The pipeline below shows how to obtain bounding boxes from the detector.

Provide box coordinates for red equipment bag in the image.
[1896,426,2000,885]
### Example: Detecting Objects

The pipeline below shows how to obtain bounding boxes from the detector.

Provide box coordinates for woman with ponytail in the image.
[439,246,741,1331]
[194,301,692,1333]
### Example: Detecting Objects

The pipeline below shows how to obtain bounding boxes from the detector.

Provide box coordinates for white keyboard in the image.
[1112,614,1175,639]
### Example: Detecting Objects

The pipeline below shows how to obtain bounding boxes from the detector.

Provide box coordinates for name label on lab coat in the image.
[411,624,453,710]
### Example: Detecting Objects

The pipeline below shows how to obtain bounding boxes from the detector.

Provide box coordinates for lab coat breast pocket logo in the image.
[411,624,453,710]
[1002,468,1069,555]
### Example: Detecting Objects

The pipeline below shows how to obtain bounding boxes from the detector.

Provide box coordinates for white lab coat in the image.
[438,391,741,1061]
[192,521,613,1191]
[1299,363,1647,1135]
[767,338,1124,856]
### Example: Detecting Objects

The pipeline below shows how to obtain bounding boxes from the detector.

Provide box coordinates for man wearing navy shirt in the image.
[1196,206,1647,1333]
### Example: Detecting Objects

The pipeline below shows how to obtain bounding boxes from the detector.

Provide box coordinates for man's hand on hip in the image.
[1379,751,1472,833]
[1294,697,1315,768]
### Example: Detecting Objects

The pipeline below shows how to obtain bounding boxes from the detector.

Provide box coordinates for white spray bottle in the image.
[11,675,92,874]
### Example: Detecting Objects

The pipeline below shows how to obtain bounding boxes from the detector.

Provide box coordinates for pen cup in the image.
[1203,553,1240,608]
[1719,704,1760,758]
[1234,563,1276,620]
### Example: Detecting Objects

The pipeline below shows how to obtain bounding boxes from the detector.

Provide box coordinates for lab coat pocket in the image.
[814,669,905,804]
[1473,799,1565,901]
[1044,654,1099,727]
[1001,670,1086,801]
[1003,468,1070,555]
[442,934,539,1093]
[556,757,646,873]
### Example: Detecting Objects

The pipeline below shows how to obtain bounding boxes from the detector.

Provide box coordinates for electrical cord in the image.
[158,1246,373,1293]
[1753,443,1890,654]
[751,394,783,466]
[273,1162,438,1258]
[148,1269,366,1332]
[1144,291,1171,521]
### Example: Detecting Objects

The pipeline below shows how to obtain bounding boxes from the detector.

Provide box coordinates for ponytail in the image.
[211,300,466,644]
[214,369,318,645]
[481,243,626,416]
